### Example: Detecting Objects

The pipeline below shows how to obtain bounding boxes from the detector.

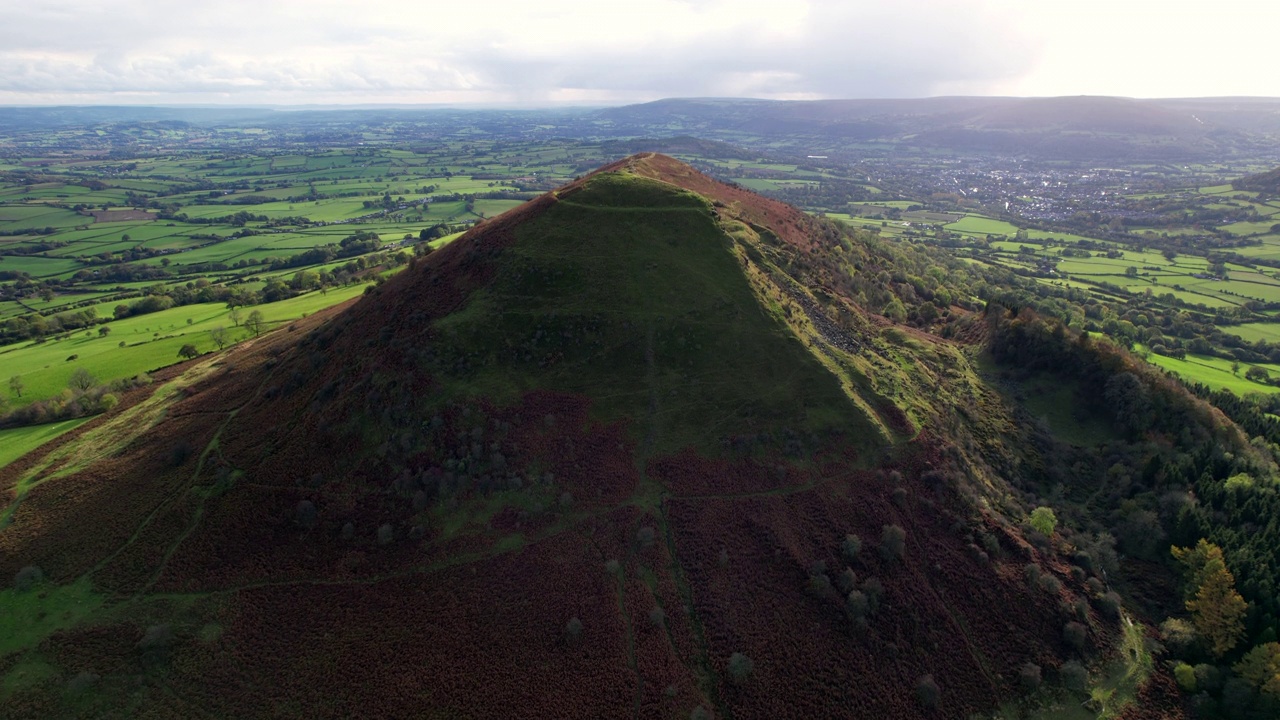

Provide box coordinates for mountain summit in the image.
[1,155,1169,718]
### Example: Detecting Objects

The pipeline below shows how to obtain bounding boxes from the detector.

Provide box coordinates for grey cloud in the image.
[449,2,1034,100]
[0,0,1036,103]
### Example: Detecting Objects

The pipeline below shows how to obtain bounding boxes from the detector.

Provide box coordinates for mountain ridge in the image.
[0,155,1191,719]
[596,97,1280,160]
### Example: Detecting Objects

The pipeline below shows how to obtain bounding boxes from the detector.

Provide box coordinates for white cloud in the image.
[0,0,1274,105]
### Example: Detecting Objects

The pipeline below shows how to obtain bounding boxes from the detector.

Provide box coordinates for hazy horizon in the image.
[5,94,1280,112]
[2,1,1278,106]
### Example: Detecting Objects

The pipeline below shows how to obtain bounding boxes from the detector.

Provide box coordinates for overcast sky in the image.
[0,0,1276,106]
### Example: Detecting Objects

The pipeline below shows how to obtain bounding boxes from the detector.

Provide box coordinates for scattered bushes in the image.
[1029,506,1057,536]
[1060,660,1088,693]
[1097,591,1123,620]
[1038,574,1062,595]
[649,606,665,627]
[1174,662,1197,692]
[861,577,884,614]
[836,567,858,594]
[169,439,195,467]
[1064,621,1088,651]
[1161,618,1197,656]
[65,671,98,695]
[137,623,175,666]
[727,652,754,684]
[845,590,870,622]
[565,616,583,641]
[13,565,43,592]
[0,372,150,430]
[295,500,317,529]
[915,674,940,709]
[807,559,832,595]
[1023,563,1042,586]
[880,524,906,562]
[841,533,862,561]
[1019,662,1042,693]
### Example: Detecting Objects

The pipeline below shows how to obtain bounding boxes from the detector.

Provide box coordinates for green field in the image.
[945,215,1020,235]
[1143,350,1280,395]
[0,417,92,470]
[1221,322,1280,344]
[2,282,370,409]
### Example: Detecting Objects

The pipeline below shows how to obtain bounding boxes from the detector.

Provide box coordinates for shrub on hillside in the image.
[841,534,862,561]
[1060,660,1088,693]
[137,623,175,666]
[862,577,885,614]
[1038,574,1062,594]
[1064,621,1088,651]
[649,606,665,627]
[1097,591,1123,619]
[169,439,194,467]
[1019,662,1042,693]
[880,524,906,562]
[845,590,870,622]
[13,565,43,592]
[295,500,317,529]
[915,674,940,709]
[727,652,754,685]
[565,616,584,642]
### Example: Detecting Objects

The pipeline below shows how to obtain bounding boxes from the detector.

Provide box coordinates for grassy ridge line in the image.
[429,169,886,457]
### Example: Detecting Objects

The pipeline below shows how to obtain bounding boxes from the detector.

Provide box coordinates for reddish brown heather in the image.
[0,156,1178,719]
[625,153,823,251]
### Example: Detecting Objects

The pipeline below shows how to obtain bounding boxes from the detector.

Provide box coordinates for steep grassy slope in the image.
[0,156,1165,719]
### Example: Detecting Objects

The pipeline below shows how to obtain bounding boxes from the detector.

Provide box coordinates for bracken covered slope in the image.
[0,155,1176,719]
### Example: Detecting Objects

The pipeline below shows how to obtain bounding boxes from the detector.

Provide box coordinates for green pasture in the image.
[0,417,92,470]
[0,206,85,232]
[1220,323,1280,344]
[732,178,819,192]
[945,215,1020,235]
[1143,350,1280,395]
[0,256,85,278]
[850,200,917,209]
[471,199,524,217]
[9,291,115,316]
[1221,220,1279,237]
[0,282,370,409]
[1199,184,1235,195]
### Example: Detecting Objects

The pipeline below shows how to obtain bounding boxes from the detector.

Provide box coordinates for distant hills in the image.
[3,95,1280,161]
[1234,165,1280,193]
[595,96,1280,161]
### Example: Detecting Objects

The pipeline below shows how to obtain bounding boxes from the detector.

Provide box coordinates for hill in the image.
[596,96,1279,160]
[0,155,1219,718]
[1233,165,1280,193]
